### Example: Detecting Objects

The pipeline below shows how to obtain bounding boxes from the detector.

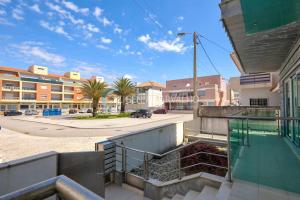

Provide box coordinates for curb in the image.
[12,115,187,130]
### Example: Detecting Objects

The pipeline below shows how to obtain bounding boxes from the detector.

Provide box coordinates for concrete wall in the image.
[0,152,57,196]
[110,122,184,171]
[184,118,228,136]
[239,87,280,106]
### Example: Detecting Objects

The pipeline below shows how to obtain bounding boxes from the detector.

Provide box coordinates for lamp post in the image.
[177,32,198,119]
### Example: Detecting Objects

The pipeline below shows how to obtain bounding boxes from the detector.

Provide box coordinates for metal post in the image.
[124,149,127,172]
[193,32,198,119]
[241,119,245,145]
[122,147,125,172]
[144,153,149,180]
[178,152,182,180]
[246,118,250,146]
[227,120,232,182]
[277,118,280,137]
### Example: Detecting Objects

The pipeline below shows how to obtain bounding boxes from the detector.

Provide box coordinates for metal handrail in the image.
[0,175,103,200]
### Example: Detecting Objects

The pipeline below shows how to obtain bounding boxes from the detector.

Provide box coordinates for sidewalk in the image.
[12,114,191,129]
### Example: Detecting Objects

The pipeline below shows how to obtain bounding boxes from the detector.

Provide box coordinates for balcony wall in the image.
[0,151,105,198]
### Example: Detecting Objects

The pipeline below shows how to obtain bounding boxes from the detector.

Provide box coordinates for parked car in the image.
[4,110,22,116]
[69,108,78,114]
[25,109,39,115]
[79,108,93,113]
[153,108,167,114]
[130,109,152,118]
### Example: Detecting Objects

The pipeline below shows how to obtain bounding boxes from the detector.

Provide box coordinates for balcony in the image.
[2,96,19,100]
[22,87,36,91]
[51,88,63,92]
[2,86,20,91]
[22,96,36,100]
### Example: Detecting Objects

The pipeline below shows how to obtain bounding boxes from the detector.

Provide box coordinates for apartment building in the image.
[126,81,165,110]
[0,65,119,112]
[163,75,228,110]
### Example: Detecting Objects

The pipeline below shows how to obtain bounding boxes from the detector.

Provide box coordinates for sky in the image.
[0,0,239,84]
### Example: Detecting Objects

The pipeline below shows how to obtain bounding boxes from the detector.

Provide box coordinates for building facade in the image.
[125,81,165,110]
[163,75,228,110]
[228,72,280,106]
[0,65,120,113]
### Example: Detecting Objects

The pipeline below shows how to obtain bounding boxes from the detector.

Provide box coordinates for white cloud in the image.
[72,61,103,78]
[125,45,130,50]
[12,8,24,20]
[0,17,14,26]
[101,17,111,26]
[85,23,100,33]
[11,41,65,66]
[100,37,112,44]
[93,7,103,18]
[40,20,72,40]
[138,35,186,53]
[0,0,10,6]
[168,30,173,35]
[124,74,136,80]
[136,51,142,56]
[177,27,182,32]
[96,44,109,50]
[114,26,122,34]
[30,4,42,14]
[138,34,151,43]
[0,9,6,15]
[177,16,184,21]
[62,0,89,15]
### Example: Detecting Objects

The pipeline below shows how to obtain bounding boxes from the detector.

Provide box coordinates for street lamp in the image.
[177,32,198,119]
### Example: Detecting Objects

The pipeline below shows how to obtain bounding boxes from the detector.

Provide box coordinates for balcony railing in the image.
[0,175,103,200]
[2,96,19,100]
[2,86,20,90]
[51,88,62,92]
[22,97,36,100]
[64,90,74,93]
[22,87,36,91]
[51,98,62,101]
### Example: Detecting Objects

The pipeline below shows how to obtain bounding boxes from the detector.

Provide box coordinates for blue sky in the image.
[0,0,239,84]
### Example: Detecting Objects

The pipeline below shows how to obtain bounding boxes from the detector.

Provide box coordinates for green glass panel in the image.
[240,0,300,34]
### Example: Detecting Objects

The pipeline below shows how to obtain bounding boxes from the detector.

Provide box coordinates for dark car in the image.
[4,110,22,116]
[153,108,167,114]
[69,108,78,114]
[130,109,152,118]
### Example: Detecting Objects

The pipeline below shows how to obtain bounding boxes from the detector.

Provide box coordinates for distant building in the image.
[0,65,119,112]
[229,53,280,107]
[126,81,165,110]
[163,75,229,110]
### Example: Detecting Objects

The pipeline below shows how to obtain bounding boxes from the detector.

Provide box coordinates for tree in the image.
[113,77,135,112]
[82,80,107,117]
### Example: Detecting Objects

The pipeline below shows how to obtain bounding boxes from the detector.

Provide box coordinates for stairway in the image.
[162,182,231,200]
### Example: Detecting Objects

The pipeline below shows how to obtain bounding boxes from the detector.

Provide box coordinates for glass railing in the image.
[22,97,36,100]
[51,89,63,92]
[2,96,19,100]
[229,114,300,194]
[2,86,20,90]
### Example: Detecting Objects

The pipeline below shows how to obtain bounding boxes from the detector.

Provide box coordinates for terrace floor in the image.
[232,130,300,195]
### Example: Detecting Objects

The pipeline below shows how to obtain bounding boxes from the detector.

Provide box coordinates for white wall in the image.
[240,87,280,106]
[146,88,163,108]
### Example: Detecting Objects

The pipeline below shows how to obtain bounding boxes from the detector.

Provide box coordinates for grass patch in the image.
[76,112,131,120]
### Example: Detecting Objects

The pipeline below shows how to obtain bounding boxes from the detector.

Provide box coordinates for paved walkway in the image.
[0,128,106,162]
[12,114,185,129]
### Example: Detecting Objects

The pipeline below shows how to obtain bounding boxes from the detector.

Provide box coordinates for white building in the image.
[126,81,165,110]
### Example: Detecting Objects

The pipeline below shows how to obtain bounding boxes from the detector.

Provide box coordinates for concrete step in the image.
[196,185,218,200]
[162,198,172,200]
[215,182,232,200]
[172,194,184,200]
[183,190,201,200]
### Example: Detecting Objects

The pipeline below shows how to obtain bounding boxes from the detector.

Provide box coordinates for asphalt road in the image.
[0,114,192,137]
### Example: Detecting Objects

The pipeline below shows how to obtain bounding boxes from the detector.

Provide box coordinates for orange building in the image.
[0,65,120,112]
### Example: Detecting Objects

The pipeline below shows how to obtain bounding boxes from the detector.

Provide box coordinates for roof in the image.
[137,81,166,89]
[0,66,87,82]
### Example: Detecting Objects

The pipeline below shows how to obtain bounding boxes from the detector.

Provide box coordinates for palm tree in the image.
[113,77,135,113]
[82,80,107,117]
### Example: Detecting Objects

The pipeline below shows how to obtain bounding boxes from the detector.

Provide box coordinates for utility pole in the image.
[193,32,198,119]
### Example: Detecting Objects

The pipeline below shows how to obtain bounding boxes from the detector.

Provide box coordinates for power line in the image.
[198,34,231,53]
[197,35,221,75]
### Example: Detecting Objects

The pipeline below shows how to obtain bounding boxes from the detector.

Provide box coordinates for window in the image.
[40,94,47,100]
[249,98,268,107]
[199,90,206,97]
[0,105,5,111]
[41,85,48,89]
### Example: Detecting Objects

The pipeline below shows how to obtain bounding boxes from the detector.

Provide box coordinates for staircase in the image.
[162,182,231,200]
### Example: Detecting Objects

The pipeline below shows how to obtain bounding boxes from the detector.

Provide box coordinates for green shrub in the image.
[76,112,131,120]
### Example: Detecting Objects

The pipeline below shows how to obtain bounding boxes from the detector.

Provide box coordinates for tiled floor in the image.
[232,130,300,194]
